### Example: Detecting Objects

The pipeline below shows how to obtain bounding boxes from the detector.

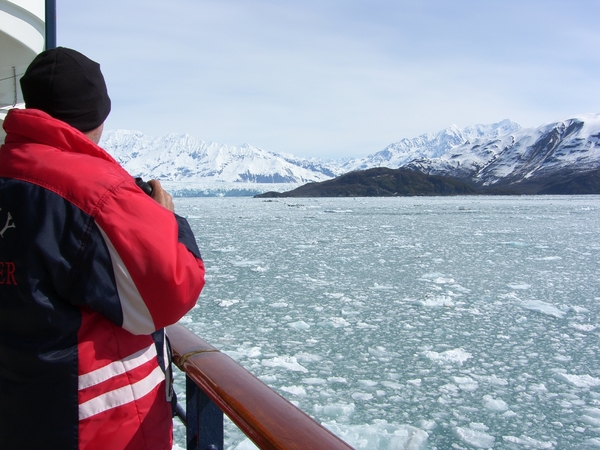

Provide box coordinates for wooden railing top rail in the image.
[167,323,354,450]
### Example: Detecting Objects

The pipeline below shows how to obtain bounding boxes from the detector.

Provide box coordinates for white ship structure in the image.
[0,0,54,143]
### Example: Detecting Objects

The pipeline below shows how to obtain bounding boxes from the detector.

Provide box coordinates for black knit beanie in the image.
[20,47,111,132]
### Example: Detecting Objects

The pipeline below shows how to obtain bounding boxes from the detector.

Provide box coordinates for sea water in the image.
[171,195,600,449]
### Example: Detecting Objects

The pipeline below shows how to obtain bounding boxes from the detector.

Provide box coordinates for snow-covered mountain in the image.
[101,131,342,184]
[341,119,522,172]
[101,113,600,195]
[402,113,600,189]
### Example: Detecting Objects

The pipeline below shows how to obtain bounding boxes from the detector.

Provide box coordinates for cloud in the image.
[56,0,600,158]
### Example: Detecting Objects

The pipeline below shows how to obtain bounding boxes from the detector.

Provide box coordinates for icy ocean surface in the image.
[171,196,600,449]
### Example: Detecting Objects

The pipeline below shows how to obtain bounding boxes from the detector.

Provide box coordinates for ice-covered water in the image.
[172,196,600,449]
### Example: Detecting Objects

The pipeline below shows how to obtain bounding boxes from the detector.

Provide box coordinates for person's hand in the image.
[148,179,174,212]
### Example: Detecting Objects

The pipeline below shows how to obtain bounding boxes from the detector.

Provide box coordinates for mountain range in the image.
[101,113,600,196]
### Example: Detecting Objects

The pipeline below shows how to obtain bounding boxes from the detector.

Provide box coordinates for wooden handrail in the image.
[167,323,354,450]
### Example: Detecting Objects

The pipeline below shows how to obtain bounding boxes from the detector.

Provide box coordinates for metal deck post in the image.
[186,375,224,450]
[45,0,57,49]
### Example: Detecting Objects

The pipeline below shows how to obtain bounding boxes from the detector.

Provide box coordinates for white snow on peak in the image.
[101,130,340,184]
[100,113,600,191]
[341,119,522,172]
[403,113,600,186]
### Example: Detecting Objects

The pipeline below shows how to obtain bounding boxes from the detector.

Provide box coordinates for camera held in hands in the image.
[135,177,153,196]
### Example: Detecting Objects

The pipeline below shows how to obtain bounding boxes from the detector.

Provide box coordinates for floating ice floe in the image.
[230,259,263,267]
[580,408,600,428]
[261,356,308,372]
[584,439,600,448]
[320,317,351,328]
[358,380,378,389]
[294,352,323,363]
[302,377,326,385]
[432,277,455,284]
[215,299,239,307]
[519,300,567,318]
[507,282,532,290]
[472,374,509,386]
[288,320,310,330]
[501,241,529,247]
[570,323,597,332]
[424,348,472,365]
[555,373,600,388]
[452,376,479,391]
[356,321,379,329]
[534,256,562,261]
[241,347,262,358]
[214,246,236,253]
[454,423,495,448]
[280,385,306,396]
[269,302,288,308]
[528,383,548,393]
[582,407,600,418]
[421,272,445,279]
[328,377,348,384]
[381,381,403,390]
[369,283,395,290]
[580,415,600,427]
[368,346,390,357]
[313,402,355,420]
[483,394,509,412]
[572,305,591,313]
[351,392,374,401]
[323,420,429,450]
[258,374,277,383]
[416,295,454,307]
[420,272,455,284]
[502,435,555,448]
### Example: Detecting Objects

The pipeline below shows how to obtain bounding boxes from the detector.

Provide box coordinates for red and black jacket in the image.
[0,108,206,449]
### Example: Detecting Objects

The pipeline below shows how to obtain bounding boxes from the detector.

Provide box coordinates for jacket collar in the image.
[2,108,117,165]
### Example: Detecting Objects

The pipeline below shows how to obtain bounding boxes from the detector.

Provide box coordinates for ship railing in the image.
[167,323,354,450]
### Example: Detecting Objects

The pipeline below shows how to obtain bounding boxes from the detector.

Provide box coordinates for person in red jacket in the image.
[0,47,206,449]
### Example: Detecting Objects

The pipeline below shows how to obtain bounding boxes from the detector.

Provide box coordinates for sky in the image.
[57,0,600,159]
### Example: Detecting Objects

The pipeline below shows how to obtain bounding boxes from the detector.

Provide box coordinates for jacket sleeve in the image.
[80,179,205,335]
